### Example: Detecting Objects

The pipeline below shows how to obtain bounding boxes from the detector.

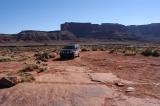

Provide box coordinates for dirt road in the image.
[0,51,160,106]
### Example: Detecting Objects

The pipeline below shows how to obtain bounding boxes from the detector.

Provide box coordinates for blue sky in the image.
[0,0,159,34]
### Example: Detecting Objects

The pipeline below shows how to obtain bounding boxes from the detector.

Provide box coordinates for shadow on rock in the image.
[0,76,20,89]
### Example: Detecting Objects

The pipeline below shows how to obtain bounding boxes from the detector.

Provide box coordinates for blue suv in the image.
[60,44,80,59]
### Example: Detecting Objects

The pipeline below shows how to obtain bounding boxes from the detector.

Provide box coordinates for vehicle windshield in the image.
[63,45,76,49]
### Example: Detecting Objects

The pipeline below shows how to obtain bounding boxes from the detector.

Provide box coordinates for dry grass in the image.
[124,50,137,56]
[0,56,13,62]
[34,52,55,62]
[19,64,39,72]
[18,73,35,82]
[81,48,90,51]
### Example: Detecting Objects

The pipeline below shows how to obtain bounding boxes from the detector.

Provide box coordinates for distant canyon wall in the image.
[0,22,160,42]
[61,22,129,39]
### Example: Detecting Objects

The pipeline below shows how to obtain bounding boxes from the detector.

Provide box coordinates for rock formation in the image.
[0,22,160,43]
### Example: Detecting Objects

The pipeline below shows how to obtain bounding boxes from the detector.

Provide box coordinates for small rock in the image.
[42,63,48,66]
[43,59,48,62]
[36,61,41,64]
[126,87,135,92]
[114,82,125,87]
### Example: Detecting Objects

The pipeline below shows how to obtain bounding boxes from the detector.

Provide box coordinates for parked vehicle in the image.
[60,44,80,59]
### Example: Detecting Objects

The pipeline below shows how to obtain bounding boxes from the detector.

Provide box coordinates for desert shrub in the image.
[124,50,136,56]
[122,50,126,53]
[2,54,6,56]
[152,50,160,57]
[141,49,153,56]
[52,48,57,52]
[11,55,15,58]
[92,48,98,51]
[81,48,90,52]
[17,56,29,62]
[0,56,12,62]
[42,63,48,66]
[34,52,55,62]
[19,63,48,74]
[37,67,47,73]
[109,49,115,54]
[22,75,35,82]
[99,47,106,51]
[21,74,35,82]
[20,64,39,72]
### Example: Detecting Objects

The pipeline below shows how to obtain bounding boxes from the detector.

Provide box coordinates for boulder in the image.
[0,76,21,88]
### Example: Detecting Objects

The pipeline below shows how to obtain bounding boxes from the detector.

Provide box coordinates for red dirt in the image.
[0,51,160,106]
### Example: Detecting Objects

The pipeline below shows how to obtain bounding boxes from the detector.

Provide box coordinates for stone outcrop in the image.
[0,30,76,42]
[61,22,128,39]
[127,23,160,40]
[0,34,17,43]
[17,30,76,41]
[0,22,160,43]
[61,22,160,40]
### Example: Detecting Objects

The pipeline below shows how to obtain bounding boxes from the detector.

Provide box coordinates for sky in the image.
[0,0,160,34]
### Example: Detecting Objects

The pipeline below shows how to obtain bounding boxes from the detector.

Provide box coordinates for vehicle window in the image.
[63,46,75,49]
